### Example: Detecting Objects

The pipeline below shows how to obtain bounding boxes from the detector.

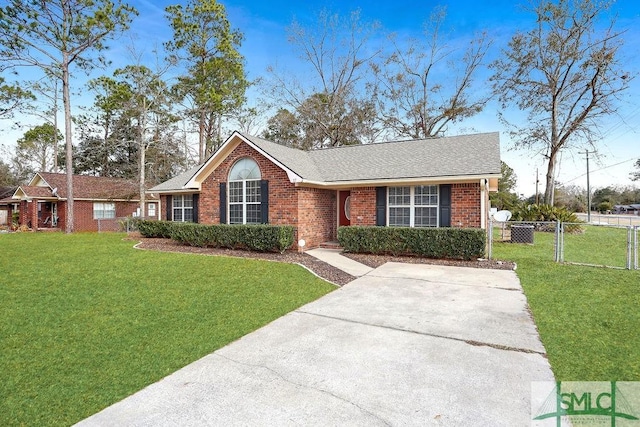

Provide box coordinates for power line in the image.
[562,157,638,184]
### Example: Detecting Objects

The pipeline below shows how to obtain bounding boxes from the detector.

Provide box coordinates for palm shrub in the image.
[511,204,583,232]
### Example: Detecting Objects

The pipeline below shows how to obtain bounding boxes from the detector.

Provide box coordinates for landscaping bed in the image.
[343,252,515,270]
[135,237,516,281]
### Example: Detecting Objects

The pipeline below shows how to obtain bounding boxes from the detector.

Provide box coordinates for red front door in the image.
[339,191,351,226]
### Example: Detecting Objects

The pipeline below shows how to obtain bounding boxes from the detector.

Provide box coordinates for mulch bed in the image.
[342,252,515,270]
[132,237,356,286]
[130,236,515,287]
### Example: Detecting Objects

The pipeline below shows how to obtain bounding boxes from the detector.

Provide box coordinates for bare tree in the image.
[264,9,381,148]
[491,0,632,206]
[372,6,492,140]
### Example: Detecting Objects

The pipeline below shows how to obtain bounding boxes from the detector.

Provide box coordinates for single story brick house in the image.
[149,131,501,251]
[4,172,159,232]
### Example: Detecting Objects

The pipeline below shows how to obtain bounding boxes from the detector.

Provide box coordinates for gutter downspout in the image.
[480,178,488,230]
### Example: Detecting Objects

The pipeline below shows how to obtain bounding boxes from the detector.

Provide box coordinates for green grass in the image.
[0,232,335,426]
[563,225,631,268]
[493,228,640,381]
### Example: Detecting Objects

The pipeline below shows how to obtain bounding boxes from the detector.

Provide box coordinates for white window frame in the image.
[172,195,193,222]
[387,185,439,227]
[228,158,262,225]
[93,202,116,219]
[147,202,156,218]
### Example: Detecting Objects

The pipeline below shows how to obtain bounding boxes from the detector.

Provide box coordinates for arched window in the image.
[228,158,262,224]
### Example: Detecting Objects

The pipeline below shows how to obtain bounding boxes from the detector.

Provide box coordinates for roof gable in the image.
[186,132,305,189]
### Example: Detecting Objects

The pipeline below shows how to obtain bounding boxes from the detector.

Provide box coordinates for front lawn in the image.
[0,232,335,426]
[493,228,640,380]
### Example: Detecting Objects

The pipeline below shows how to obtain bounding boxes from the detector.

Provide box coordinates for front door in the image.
[339,191,351,226]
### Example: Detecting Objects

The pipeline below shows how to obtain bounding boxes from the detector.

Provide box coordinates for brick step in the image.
[318,241,342,249]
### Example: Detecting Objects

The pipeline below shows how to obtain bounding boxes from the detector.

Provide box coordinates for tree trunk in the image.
[199,109,205,163]
[53,80,59,172]
[139,125,146,219]
[62,54,74,233]
[544,149,558,206]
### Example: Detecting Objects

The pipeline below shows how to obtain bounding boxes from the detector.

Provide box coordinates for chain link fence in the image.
[489,219,639,270]
[96,217,139,233]
[489,220,559,262]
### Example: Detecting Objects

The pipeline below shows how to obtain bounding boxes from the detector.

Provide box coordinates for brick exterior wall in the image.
[197,142,337,250]
[350,187,377,226]
[200,142,299,226]
[19,199,140,232]
[297,187,336,247]
[451,182,481,228]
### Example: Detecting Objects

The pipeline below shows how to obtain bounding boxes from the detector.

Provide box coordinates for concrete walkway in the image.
[305,247,374,277]
[77,261,554,426]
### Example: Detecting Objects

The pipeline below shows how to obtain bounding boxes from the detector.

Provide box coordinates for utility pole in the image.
[535,168,539,204]
[581,150,595,223]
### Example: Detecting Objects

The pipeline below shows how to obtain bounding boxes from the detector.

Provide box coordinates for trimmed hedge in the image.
[136,220,294,253]
[338,226,486,260]
[137,220,173,238]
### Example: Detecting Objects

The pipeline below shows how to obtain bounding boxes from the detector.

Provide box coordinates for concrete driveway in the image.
[77,262,554,426]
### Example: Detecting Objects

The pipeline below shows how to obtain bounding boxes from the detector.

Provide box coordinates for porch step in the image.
[318,241,342,249]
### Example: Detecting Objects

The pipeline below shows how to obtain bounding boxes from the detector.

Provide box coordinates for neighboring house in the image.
[150,131,501,251]
[0,186,18,226]
[613,204,640,215]
[7,172,159,232]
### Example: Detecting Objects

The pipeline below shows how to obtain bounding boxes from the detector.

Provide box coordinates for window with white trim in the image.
[388,185,438,227]
[173,195,193,222]
[147,202,156,218]
[93,202,116,219]
[228,158,261,224]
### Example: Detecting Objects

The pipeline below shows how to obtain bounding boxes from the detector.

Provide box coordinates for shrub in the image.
[597,201,613,214]
[138,220,295,252]
[512,204,581,223]
[338,226,486,260]
[509,203,584,233]
[136,220,173,238]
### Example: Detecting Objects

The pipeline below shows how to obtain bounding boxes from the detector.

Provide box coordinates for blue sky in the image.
[4,0,640,196]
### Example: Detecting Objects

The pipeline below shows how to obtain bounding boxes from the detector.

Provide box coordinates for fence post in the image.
[633,225,640,270]
[554,220,561,263]
[487,218,493,260]
[627,226,632,270]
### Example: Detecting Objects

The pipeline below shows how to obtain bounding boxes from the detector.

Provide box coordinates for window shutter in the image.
[376,187,386,226]
[192,194,199,223]
[166,196,172,221]
[439,184,451,227]
[219,183,227,224]
[260,180,269,224]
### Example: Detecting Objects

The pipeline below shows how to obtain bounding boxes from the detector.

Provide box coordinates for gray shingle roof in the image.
[149,165,202,192]
[244,132,501,183]
[151,132,501,191]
